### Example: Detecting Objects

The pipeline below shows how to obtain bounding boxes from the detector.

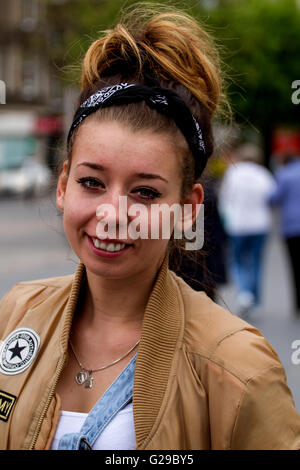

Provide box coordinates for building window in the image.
[20,0,39,31]
[22,54,40,100]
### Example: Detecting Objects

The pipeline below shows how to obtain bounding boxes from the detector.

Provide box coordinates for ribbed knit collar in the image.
[64,253,184,450]
[133,253,183,449]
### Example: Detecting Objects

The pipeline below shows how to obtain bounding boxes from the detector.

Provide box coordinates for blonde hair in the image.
[81,3,222,116]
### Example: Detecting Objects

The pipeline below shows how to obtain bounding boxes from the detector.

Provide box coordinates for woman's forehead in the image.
[71,120,183,175]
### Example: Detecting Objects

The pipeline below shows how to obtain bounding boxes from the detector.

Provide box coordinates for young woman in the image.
[0,4,299,450]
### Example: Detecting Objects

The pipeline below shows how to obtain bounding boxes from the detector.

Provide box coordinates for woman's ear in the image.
[176,183,204,232]
[173,183,204,251]
[56,160,69,211]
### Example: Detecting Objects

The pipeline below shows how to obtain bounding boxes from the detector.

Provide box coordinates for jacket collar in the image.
[65,253,184,449]
[133,253,184,449]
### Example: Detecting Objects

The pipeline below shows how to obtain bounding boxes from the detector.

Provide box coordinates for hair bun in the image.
[81,3,223,116]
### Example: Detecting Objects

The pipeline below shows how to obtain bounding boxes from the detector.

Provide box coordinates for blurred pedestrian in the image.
[219,144,276,316]
[268,153,300,315]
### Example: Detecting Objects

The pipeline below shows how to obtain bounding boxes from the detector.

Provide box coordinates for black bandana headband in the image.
[67,83,207,179]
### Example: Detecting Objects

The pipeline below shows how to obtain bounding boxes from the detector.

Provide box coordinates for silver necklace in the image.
[69,339,140,389]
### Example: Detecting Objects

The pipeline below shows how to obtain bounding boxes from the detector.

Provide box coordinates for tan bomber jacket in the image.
[0,254,300,450]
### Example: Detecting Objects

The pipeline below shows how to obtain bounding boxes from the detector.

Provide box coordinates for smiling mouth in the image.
[91,237,133,253]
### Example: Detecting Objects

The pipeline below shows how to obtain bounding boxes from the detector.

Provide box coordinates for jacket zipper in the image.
[27,262,85,450]
[28,353,67,450]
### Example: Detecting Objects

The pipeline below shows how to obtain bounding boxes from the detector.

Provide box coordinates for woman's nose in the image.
[95,192,129,239]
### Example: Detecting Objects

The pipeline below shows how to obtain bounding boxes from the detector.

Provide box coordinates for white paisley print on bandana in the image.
[80,83,135,108]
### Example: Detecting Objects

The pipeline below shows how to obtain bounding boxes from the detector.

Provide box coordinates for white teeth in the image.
[92,238,126,252]
[93,238,100,248]
[106,243,116,252]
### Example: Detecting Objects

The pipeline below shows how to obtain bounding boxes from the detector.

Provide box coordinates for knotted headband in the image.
[67,83,207,179]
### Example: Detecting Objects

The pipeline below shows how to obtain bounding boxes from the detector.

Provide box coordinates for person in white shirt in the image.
[219,144,276,316]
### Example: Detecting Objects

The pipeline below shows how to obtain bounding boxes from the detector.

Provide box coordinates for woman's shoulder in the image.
[170,271,284,383]
[1,272,75,301]
[0,273,75,337]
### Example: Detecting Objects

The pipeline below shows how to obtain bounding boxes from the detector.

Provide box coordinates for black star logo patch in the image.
[8,340,27,361]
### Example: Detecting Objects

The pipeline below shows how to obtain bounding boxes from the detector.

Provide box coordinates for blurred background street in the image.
[0,193,77,295]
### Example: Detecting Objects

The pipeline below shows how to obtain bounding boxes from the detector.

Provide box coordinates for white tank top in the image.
[50,402,136,450]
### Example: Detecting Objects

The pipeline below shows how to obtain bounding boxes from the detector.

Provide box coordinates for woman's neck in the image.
[78,263,160,332]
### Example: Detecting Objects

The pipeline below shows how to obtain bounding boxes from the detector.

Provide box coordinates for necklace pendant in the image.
[75,369,89,386]
[84,372,94,389]
[75,368,94,389]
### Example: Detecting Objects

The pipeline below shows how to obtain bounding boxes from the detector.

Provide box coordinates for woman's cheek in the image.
[147,204,177,241]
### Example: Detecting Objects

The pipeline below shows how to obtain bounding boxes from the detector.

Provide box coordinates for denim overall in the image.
[57,354,136,450]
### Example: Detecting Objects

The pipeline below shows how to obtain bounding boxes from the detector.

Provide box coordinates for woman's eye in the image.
[76,177,104,190]
[132,187,162,200]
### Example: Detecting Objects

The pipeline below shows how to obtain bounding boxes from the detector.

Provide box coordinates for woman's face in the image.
[57,119,202,282]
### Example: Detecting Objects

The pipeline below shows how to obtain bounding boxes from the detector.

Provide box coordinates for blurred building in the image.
[0,0,64,173]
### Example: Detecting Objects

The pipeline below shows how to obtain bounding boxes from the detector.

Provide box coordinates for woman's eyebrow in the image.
[133,172,169,184]
[76,163,168,183]
[76,162,106,171]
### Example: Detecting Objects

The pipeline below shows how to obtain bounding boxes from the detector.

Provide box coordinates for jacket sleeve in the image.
[230,364,300,449]
[0,285,23,338]
[0,283,48,339]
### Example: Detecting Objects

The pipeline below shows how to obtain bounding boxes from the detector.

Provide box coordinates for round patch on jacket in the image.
[0,328,40,375]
